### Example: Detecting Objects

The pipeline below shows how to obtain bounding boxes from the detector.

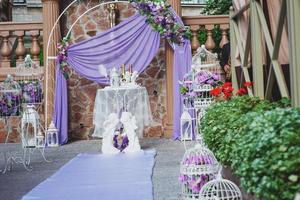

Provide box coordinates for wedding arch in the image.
[45,0,192,144]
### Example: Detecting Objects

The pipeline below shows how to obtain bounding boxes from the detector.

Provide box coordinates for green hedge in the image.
[201,96,300,200]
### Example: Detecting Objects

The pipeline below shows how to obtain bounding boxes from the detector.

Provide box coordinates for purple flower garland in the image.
[57,36,71,79]
[131,0,191,45]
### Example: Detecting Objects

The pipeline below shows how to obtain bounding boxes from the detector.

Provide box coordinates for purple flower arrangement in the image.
[180,71,223,102]
[113,133,129,152]
[196,71,222,87]
[19,81,43,104]
[0,80,43,116]
[130,0,191,45]
[0,92,22,117]
[179,174,214,193]
[57,36,71,79]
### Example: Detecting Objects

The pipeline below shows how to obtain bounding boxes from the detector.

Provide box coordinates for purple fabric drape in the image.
[54,12,191,144]
[54,61,68,144]
[173,42,192,139]
[67,14,161,84]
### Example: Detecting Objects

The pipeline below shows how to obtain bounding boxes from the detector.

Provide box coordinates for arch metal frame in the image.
[45,0,130,128]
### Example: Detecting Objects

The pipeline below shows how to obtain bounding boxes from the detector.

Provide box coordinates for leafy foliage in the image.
[233,108,300,200]
[202,0,233,15]
[198,26,222,53]
[200,96,300,200]
[201,96,284,164]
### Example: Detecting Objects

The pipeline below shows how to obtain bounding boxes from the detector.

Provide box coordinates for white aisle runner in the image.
[22,150,156,200]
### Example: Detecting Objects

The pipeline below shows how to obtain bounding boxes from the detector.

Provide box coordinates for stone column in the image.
[42,0,61,128]
[164,0,181,138]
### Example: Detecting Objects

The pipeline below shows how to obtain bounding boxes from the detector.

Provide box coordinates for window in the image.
[13,0,26,5]
[181,0,207,5]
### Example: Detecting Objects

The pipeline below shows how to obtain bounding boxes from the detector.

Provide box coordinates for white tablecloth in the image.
[93,86,152,138]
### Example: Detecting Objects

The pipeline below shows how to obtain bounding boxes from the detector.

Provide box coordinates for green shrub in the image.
[201,96,300,200]
[202,0,232,15]
[232,108,300,200]
[201,96,283,164]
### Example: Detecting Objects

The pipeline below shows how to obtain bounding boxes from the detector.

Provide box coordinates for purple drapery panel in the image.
[54,12,192,144]
[67,14,161,84]
[171,10,192,139]
[173,42,192,139]
[54,61,68,144]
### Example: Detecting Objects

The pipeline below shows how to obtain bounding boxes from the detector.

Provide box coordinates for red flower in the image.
[244,82,253,87]
[210,88,222,96]
[224,91,233,99]
[237,88,248,96]
[222,82,232,89]
[223,87,234,93]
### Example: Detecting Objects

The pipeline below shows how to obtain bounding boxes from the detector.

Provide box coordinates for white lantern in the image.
[180,110,193,141]
[45,121,59,147]
[21,105,41,148]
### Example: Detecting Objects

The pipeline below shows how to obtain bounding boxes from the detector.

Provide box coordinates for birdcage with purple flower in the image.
[15,55,44,105]
[179,71,195,109]
[0,75,22,117]
[179,144,220,199]
[19,80,43,104]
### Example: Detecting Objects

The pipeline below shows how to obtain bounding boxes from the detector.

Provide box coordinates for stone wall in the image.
[65,1,167,140]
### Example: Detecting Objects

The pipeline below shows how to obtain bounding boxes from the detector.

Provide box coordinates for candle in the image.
[122,64,125,76]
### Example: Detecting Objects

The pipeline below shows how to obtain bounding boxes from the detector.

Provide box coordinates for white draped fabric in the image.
[93,86,152,138]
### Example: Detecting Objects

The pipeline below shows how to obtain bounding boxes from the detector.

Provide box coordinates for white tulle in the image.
[93,86,152,138]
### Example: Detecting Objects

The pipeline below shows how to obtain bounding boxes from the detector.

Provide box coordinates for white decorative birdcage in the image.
[179,144,220,199]
[191,46,224,137]
[16,54,44,105]
[14,55,45,149]
[199,172,243,200]
[192,45,224,78]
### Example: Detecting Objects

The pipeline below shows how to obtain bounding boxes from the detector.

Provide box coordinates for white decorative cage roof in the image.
[180,144,220,175]
[199,176,243,200]
[192,45,219,69]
